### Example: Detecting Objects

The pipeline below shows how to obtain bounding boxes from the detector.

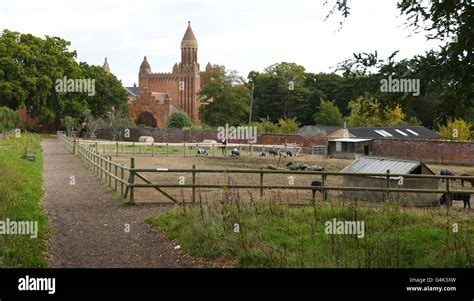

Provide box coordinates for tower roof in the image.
[181,21,198,48]
[140,56,151,72]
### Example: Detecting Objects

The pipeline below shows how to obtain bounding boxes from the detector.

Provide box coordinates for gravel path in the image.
[42,138,202,268]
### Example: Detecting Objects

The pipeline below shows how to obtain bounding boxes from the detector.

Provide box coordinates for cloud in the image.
[1,0,440,85]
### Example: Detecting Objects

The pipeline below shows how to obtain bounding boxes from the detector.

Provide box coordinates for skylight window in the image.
[374,130,388,137]
[405,129,419,136]
[380,130,393,137]
[395,129,408,136]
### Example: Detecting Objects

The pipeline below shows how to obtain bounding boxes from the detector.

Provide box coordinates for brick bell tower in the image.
[179,21,201,124]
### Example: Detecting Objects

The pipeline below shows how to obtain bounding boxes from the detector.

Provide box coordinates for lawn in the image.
[147,196,473,268]
[0,133,48,267]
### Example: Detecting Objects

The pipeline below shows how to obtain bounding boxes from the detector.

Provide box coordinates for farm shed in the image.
[340,156,439,206]
[328,138,372,159]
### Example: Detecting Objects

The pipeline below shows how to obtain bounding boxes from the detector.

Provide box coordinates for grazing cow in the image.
[197,148,208,156]
[268,149,278,157]
[285,150,293,157]
[311,180,327,200]
[260,151,267,157]
[231,147,240,157]
[439,192,471,209]
[460,173,474,187]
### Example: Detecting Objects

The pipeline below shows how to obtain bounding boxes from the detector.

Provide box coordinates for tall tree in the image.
[313,99,344,126]
[199,65,250,127]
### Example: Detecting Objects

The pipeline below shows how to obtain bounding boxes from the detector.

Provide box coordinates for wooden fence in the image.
[57,132,474,205]
[76,139,302,157]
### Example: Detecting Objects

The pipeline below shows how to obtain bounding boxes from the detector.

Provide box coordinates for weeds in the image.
[146,187,473,268]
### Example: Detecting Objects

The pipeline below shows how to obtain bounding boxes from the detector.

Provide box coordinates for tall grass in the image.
[146,190,473,268]
[0,133,48,267]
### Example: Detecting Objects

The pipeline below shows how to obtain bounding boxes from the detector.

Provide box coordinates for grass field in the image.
[146,195,474,268]
[0,133,48,267]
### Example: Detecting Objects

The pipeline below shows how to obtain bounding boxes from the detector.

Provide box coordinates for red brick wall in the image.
[372,139,474,165]
[96,129,327,151]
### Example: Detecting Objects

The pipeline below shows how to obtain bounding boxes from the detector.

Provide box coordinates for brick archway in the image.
[135,111,157,128]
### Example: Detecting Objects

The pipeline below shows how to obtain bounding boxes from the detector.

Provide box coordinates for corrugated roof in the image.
[341,156,434,175]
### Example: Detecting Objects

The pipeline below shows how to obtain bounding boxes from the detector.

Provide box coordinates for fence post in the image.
[95,142,98,154]
[446,177,451,207]
[151,143,154,157]
[183,143,186,157]
[73,139,77,155]
[133,143,135,155]
[260,167,264,197]
[121,165,124,197]
[116,142,119,157]
[114,164,117,191]
[250,144,253,156]
[192,165,196,204]
[130,157,135,204]
[212,144,215,157]
[322,168,327,201]
[108,156,112,187]
[386,169,390,201]
[166,143,169,156]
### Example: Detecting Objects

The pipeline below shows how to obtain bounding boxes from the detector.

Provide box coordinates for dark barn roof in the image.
[347,126,443,140]
[295,125,443,140]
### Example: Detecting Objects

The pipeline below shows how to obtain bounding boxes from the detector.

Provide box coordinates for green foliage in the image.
[63,115,78,134]
[199,65,250,127]
[79,62,129,118]
[147,200,473,268]
[0,133,48,267]
[248,62,317,125]
[437,119,473,141]
[254,117,279,134]
[277,117,300,134]
[0,30,128,128]
[254,117,300,134]
[0,106,20,132]
[81,111,104,139]
[313,99,344,126]
[166,111,193,129]
[346,97,408,127]
[327,1,473,127]
[102,108,131,141]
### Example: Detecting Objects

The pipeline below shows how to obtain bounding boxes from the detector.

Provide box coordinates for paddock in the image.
[59,133,474,210]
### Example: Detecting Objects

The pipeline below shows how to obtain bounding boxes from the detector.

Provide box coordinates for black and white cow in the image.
[197,148,208,156]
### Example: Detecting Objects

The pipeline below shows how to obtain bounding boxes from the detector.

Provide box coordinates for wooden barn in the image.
[341,156,439,206]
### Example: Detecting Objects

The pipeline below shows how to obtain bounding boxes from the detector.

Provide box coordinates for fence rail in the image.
[78,139,302,157]
[57,132,474,205]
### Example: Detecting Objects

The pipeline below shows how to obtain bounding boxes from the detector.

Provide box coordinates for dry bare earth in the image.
[109,152,473,212]
[42,137,209,268]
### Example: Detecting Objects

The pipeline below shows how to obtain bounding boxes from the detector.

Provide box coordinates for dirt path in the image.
[42,138,203,268]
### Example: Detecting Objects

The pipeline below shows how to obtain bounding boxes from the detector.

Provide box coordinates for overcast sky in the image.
[1,0,440,86]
